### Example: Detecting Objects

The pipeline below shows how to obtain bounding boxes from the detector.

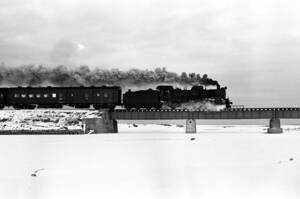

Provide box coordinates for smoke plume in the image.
[0,65,219,88]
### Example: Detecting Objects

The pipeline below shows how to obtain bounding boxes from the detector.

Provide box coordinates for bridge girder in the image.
[111,108,300,120]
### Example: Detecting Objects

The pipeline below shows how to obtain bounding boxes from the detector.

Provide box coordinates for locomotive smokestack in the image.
[0,65,219,88]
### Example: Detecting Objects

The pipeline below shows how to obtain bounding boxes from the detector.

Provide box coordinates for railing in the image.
[111,108,300,120]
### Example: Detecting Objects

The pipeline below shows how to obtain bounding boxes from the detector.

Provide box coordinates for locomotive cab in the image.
[156,85,174,101]
[190,86,204,100]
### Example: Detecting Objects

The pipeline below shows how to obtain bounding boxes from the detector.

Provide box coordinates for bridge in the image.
[111,108,300,120]
[83,108,300,134]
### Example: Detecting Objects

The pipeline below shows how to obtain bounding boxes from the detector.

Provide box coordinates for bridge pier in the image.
[83,109,118,134]
[267,118,283,134]
[186,119,197,133]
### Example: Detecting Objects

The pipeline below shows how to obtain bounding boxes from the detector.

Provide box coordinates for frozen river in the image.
[0,125,300,199]
[0,110,300,198]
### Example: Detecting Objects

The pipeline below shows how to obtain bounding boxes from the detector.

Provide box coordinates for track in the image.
[113,107,300,112]
[111,107,300,120]
[1,107,300,112]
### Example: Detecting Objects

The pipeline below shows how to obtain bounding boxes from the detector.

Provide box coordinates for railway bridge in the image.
[83,108,300,133]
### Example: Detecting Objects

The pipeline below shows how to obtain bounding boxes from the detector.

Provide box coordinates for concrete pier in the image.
[186,119,196,133]
[83,109,118,133]
[267,118,283,134]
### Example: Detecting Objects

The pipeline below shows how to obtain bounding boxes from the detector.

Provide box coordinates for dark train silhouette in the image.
[0,86,121,109]
[0,85,231,110]
[124,85,231,109]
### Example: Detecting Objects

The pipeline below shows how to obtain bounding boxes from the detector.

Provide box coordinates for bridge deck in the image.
[111,108,300,120]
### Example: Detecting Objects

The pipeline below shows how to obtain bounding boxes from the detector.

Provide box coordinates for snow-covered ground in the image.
[0,109,101,130]
[0,110,300,199]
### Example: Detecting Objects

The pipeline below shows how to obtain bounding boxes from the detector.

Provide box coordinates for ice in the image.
[0,110,299,198]
[0,126,298,198]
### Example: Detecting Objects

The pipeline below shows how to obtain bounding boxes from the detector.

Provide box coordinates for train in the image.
[0,85,231,110]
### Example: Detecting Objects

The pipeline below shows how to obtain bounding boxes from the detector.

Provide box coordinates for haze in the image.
[1,0,300,107]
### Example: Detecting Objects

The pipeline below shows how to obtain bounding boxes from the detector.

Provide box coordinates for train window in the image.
[59,93,63,98]
[84,93,89,98]
[43,93,49,98]
[96,93,100,97]
[52,93,57,98]
[28,94,34,98]
[70,93,74,97]
[21,94,26,98]
[36,94,41,98]
[14,93,19,98]
[104,93,108,98]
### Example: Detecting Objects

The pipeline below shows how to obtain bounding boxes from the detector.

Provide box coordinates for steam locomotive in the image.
[0,85,231,110]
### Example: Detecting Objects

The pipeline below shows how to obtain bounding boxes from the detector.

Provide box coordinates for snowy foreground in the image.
[0,110,300,199]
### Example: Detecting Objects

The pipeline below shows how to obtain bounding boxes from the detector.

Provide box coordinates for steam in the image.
[162,100,226,111]
[177,101,226,111]
[0,65,219,88]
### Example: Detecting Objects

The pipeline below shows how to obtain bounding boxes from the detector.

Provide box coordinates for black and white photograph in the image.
[0,0,300,198]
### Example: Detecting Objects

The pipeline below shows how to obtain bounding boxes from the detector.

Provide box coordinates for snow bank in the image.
[0,110,101,130]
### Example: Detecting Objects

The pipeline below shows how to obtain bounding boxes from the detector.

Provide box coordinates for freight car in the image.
[0,86,121,109]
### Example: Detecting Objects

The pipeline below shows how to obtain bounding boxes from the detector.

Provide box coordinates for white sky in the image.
[1,0,300,106]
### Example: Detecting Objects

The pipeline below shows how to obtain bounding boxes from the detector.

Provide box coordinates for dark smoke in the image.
[0,65,219,88]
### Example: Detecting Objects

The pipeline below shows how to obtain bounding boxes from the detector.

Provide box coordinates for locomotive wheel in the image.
[75,104,90,108]
[93,104,116,110]
[124,106,132,111]
[13,105,24,109]
[25,104,36,109]
[107,105,116,110]
[38,104,51,108]
[154,104,162,109]
[47,104,62,108]
[93,104,101,109]
[54,104,63,108]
